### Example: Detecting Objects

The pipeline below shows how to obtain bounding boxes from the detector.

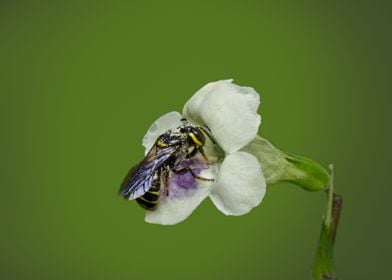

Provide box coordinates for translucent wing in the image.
[119,144,179,200]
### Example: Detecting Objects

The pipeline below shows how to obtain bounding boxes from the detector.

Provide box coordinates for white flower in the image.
[142,79,266,225]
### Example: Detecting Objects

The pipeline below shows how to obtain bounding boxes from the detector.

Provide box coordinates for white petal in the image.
[142,111,183,153]
[209,151,266,216]
[145,167,217,225]
[183,80,261,154]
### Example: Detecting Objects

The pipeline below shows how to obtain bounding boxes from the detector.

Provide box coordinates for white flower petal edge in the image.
[209,151,266,216]
[145,167,216,225]
[183,80,261,154]
[142,111,183,153]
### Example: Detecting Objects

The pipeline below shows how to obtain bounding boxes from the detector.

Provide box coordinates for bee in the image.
[119,118,215,210]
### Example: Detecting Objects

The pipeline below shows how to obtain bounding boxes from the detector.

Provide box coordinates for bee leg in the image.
[161,168,170,197]
[199,126,217,144]
[185,147,199,159]
[185,147,211,165]
[198,147,211,166]
[172,167,214,182]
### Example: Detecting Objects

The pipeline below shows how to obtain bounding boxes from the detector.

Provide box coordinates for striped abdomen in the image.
[136,171,161,210]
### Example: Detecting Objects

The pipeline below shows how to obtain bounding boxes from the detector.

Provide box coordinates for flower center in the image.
[165,157,209,197]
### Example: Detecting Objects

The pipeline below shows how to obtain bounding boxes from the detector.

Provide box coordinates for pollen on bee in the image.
[157,140,168,147]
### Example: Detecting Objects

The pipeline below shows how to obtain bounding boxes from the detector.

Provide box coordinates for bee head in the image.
[181,126,206,147]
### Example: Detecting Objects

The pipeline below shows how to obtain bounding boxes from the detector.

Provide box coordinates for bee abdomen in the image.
[136,182,161,210]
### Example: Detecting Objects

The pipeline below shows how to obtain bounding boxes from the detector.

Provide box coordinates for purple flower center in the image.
[166,157,209,198]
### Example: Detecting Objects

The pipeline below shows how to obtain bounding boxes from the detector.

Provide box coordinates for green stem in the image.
[325,164,334,226]
[312,165,343,280]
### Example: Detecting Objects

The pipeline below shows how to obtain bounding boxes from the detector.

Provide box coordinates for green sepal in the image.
[312,221,336,280]
[241,135,330,191]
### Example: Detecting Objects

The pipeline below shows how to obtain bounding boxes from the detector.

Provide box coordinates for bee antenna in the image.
[199,126,217,144]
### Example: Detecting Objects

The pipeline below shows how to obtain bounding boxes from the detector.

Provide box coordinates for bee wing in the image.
[119,144,179,200]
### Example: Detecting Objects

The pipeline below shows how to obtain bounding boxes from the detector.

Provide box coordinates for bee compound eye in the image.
[188,128,205,146]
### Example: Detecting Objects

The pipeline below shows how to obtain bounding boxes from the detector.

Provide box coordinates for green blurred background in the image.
[1,1,390,279]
